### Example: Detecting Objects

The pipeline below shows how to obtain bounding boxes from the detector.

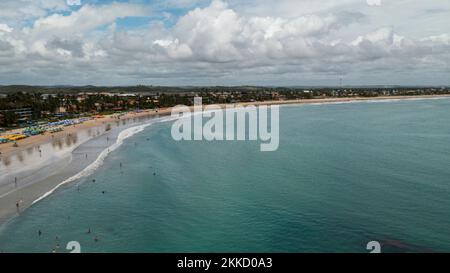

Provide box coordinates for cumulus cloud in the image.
[0,0,449,85]
[0,0,68,21]
[67,0,81,6]
[0,24,13,33]
[366,0,382,6]
[146,0,351,63]
[29,3,150,38]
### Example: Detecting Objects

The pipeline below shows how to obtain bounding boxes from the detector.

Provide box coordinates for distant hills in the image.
[0,85,449,94]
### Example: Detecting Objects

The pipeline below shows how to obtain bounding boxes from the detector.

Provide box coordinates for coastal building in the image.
[57,106,67,113]
[0,108,33,124]
[41,94,57,100]
[99,92,116,97]
[118,93,138,97]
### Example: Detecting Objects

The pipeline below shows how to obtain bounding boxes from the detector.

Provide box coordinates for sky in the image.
[0,0,449,86]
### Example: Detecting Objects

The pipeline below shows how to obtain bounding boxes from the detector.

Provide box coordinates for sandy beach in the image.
[0,94,449,225]
[1,95,449,157]
[0,108,174,224]
[0,108,173,157]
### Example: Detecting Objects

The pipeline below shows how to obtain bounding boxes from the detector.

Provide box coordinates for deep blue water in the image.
[1,98,450,253]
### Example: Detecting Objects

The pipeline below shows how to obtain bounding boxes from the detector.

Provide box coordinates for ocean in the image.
[1,98,450,253]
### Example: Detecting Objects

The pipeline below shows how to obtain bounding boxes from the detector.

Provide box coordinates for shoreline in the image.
[1,94,449,225]
[1,94,449,158]
[0,110,172,225]
[0,108,173,158]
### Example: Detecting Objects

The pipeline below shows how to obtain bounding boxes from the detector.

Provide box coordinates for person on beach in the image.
[38,230,42,237]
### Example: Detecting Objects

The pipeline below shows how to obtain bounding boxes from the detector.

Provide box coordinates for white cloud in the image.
[0,24,13,33]
[164,0,345,62]
[29,3,150,38]
[0,0,449,85]
[422,34,450,45]
[367,0,381,6]
[67,0,81,6]
[0,0,68,21]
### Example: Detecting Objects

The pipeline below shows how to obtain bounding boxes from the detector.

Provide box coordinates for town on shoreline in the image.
[0,87,449,236]
[1,85,449,148]
[2,85,449,127]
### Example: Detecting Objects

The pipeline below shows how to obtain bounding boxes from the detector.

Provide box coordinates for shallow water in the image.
[1,99,450,253]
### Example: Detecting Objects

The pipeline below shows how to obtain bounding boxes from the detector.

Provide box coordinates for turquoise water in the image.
[1,98,450,253]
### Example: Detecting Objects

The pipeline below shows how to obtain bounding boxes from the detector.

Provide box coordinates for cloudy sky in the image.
[0,0,449,86]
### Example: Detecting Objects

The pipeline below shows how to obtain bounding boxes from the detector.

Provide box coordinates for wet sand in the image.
[0,109,173,157]
[1,95,449,224]
[0,109,172,224]
[2,95,449,158]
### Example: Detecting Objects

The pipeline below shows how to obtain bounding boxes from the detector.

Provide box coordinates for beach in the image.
[2,96,450,252]
[0,108,174,224]
[1,95,448,158]
[0,94,449,225]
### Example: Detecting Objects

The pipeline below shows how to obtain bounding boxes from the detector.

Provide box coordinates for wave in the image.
[30,96,450,205]
[31,122,154,205]
[299,96,450,106]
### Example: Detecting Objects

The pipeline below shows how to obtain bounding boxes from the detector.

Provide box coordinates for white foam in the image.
[30,113,195,205]
[282,96,450,107]
[32,122,153,205]
[30,96,450,205]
